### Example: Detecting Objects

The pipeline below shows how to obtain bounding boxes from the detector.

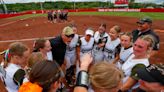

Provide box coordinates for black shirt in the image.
[49,35,66,66]
[132,29,160,50]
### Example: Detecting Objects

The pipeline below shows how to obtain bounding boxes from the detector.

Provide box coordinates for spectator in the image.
[132,17,160,56]
[49,26,74,66]
[74,53,123,92]
[19,60,63,92]
[120,35,155,91]
[4,42,30,92]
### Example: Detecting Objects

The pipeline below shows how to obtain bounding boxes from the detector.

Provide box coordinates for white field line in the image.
[0,20,20,27]
[155,30,164,33]
[0,37,54,43]
[0,14,37,27]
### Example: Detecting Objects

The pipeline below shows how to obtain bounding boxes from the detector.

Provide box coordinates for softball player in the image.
[93,23,110,63]
[104,25,121,63]
[113,32,133,69]
[76,29,94,76]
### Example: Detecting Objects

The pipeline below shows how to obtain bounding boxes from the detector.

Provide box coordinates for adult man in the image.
[49,26,74,66]
[132,17,160,56]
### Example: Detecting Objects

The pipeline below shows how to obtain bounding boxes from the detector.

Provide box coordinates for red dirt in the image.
[0,15,164,64]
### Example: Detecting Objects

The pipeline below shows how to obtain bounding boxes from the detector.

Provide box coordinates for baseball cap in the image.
[85,29,94,36]
[136,64,164,85]
[62,26,74,38]
[137,17,152,24]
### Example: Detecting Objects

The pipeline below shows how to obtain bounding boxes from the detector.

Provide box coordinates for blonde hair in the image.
[138,35,155,49]
[89,62,123,89]
[112,25,121,33]
[28,52,45,68]
[120,32,133,42]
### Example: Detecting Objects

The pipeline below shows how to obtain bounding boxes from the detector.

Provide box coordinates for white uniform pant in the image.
[104,51,114,63]
[65,52,76,69]
[93,49,104,63]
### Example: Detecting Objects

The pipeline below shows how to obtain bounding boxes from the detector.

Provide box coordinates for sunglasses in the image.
[65,34,74,38]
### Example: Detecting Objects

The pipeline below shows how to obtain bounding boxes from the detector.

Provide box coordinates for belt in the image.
[67,47,75,51]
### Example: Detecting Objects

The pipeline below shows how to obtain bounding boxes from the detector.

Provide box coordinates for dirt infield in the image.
[0,15,164,64]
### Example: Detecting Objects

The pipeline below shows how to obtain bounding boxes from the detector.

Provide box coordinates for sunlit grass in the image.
[5,12,164,20]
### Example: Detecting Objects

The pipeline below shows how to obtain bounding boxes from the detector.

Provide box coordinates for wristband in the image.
[76,70,89,89]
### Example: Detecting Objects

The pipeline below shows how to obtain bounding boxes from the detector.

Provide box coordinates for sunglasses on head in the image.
[65,34,74,38]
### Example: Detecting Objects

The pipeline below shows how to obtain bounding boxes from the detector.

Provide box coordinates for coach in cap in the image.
[132,17,160,56]
[50,26,74,66]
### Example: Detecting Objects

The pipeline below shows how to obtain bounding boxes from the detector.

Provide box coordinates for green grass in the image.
[6,12,164,20]
[70,12,164,20]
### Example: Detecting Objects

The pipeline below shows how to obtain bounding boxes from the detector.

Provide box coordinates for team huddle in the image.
[47,10,68,23]
[0,17,163,92]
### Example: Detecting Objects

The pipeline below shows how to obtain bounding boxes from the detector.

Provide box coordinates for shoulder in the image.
[74,34,79,39]
[131,64,147,80]
[49,36,62,45]
[149,30,159,40]
[94,31,99,36]
[13,69,26,86]
[94,31,99,39]
[5,64,20,74]
[132,29,139,34]
[116,38,121,43]
[104,32,109,37]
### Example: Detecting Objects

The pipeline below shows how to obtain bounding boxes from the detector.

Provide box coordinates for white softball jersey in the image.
[122,54,149,89]
[116,46,133,69]
[93,31,110,63]
[47,51,53,61]
[104,38,120,63]
[5,63,21,92]
[80,36,94,57]
[94,31,109,43]
[76,36,94,77]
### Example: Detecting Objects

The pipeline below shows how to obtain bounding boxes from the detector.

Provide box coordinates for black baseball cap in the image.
[137,17,152,24]
[136,64,164,85]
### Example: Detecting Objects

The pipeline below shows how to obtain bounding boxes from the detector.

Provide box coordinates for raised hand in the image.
[80,53,93,71]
